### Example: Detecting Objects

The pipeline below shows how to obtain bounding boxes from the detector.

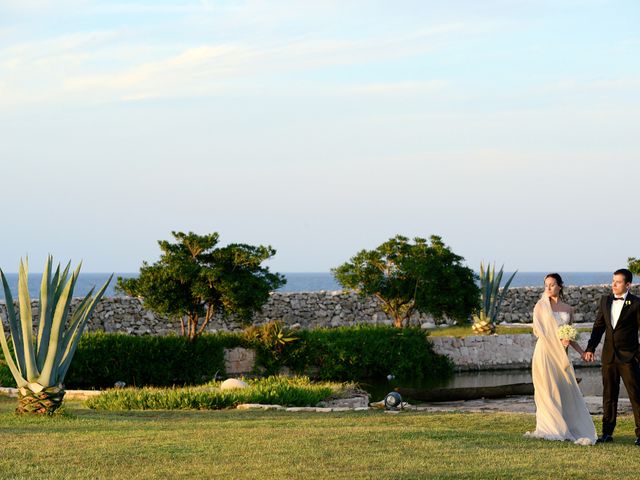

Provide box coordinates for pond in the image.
[360,367,628,403]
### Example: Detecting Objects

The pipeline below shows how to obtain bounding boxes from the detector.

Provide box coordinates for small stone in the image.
[220,378,249,391]
[236,403,263,410]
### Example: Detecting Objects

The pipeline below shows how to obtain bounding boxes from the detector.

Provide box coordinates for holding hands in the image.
[582,351,595,362]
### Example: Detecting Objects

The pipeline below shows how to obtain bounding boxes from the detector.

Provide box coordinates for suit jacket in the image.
[586,292,640,364]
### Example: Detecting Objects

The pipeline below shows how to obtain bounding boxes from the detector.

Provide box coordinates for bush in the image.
[0,357,14,387]
[86,376,346,410]
[2,326,452,390]
[65,332,242,389]
[255,325,453,383]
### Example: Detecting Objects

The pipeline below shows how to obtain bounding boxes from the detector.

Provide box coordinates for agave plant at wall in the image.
[471,262,517,335]
[0,257,111,415]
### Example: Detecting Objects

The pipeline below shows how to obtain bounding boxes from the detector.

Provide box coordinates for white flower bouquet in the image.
[557,324,578,341]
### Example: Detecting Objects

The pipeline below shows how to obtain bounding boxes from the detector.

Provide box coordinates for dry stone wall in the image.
[430,332,603,371]
[2,285,639,335]
[498,285,640,323]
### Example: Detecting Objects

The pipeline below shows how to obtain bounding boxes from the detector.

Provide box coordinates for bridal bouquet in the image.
[557,324,578,341]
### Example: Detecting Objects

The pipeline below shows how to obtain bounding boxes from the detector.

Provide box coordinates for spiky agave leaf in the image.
[37,263,82,387]
[477,261,517,325]
[0,269,28,387]
[36,255,54,369]
[494,269,518,321]
[18,259,39,382]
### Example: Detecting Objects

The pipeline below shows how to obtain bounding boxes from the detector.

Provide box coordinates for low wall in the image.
[220,332,604,374]
[1,285,638,335]
[430,332,603,371]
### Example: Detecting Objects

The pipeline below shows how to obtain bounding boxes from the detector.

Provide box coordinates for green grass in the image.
[1,396,639,479]
[429,325,592,337]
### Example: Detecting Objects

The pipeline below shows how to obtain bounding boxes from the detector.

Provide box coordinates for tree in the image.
[117,231,286,341]
[628,257,640,276]
[332,235,480,328]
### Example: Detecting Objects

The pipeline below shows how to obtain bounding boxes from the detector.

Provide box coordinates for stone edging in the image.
[0,387,101,400]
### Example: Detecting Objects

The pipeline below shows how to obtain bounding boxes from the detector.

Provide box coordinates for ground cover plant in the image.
[86,375,352,410]
[2,396,640,480]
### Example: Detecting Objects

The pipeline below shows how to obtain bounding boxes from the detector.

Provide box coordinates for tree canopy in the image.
[628,257,640,277]
[332,235,479,327]
[117,231,285,340]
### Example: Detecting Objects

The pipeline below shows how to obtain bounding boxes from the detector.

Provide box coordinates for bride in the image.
[525,273,597,445]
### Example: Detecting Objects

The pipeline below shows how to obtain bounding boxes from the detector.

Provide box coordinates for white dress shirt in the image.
[611,290,629,329]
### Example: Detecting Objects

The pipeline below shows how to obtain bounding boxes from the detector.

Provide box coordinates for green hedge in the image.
[0,326,452,389]
[0,357,13,387]
[65,332,242,389]
[265,325,453,382]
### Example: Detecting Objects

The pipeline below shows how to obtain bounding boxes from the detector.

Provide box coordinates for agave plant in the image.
[0,256,111,414]
[471,262,517,335]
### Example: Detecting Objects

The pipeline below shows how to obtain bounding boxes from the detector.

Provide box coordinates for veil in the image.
[532,294,574,382]
[527,293,596,445]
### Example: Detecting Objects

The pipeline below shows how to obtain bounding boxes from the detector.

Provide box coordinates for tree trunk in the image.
[188,314,199,341]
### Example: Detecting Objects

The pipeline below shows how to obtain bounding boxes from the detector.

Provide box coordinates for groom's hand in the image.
[582,351,594,362]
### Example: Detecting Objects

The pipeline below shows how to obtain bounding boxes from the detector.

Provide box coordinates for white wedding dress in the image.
[524,295,597,446]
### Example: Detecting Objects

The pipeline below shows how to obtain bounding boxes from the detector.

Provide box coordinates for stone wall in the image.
[430,332,603,371]
[498,285,640,323]
[210,333,607,374]
[1,284,638,335]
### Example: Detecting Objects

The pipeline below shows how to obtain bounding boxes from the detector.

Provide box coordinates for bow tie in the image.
[613,297,625,301]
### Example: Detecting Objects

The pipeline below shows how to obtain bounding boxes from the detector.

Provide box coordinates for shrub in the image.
[0,356,14,387]
[65,332,242,389]
[3,326,452,390]
[86,375,347,410]
[255,325,453,382]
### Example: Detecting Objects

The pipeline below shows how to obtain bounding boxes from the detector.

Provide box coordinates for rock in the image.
[236,403,263,410]
[220,378,249,391]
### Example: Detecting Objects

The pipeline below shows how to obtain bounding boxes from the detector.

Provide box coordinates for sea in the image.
[0,272,618,300]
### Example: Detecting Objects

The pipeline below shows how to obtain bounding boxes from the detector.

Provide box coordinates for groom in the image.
[583,268,640,445]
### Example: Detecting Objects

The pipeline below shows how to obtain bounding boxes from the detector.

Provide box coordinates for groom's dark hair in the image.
[614,268,633,284]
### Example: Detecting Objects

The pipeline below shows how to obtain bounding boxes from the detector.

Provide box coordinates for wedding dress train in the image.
[524,295,597,446]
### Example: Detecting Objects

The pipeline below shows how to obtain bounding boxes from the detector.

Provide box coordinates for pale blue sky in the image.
[1,1,638,273]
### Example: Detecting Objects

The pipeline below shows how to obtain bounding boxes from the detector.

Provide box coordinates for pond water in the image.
[361,367,628,403]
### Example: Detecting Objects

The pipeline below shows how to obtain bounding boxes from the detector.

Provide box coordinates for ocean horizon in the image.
[0,271,620,300]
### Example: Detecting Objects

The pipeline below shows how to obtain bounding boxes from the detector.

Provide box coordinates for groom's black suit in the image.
[586,292,640,437]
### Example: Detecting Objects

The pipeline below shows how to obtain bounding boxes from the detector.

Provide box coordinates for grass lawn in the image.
[429,325,592,337]
[1,397,639,479]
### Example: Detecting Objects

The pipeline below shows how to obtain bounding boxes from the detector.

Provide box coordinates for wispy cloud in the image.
[338,80,448,96]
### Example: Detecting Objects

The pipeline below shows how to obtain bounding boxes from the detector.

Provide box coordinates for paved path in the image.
[408,395,630,415]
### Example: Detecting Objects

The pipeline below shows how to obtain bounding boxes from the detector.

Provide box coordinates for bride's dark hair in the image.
[544,273,565,301]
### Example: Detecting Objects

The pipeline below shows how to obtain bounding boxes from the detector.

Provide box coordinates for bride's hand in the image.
[561,339,570,347]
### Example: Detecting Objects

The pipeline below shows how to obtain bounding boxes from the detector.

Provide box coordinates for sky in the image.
[0,0,638,273]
